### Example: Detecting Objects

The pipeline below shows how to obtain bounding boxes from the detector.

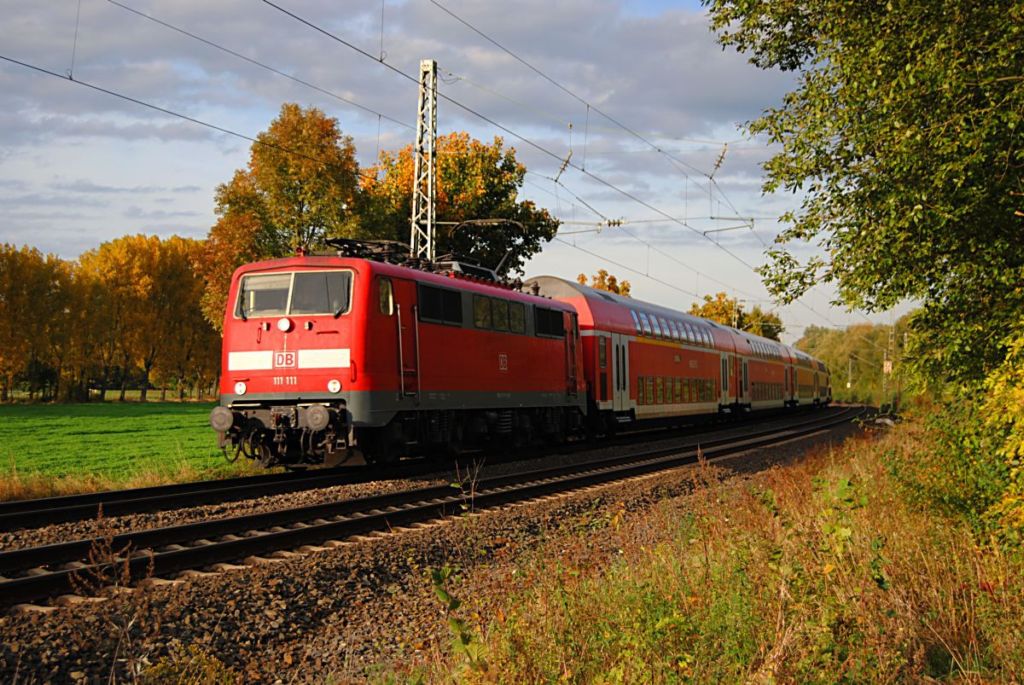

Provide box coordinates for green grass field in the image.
[0,403,258,498]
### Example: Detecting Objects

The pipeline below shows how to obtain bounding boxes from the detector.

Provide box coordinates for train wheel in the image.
[513,414,534,449]
[359,425,403,465]
[445,420,465,457]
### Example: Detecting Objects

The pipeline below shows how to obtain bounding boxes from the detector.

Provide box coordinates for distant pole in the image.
[882,348,888,410]
[410,58,437,262]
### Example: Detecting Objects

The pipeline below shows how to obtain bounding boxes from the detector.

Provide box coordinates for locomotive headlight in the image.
[234,381,247,395]
[327,379,341,393]
[277,317,293,332]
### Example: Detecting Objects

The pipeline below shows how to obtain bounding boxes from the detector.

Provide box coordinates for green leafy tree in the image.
[357,132,560,276]
[248,103,360,252]
[796,320,912,404]
[689,292,785,341]
[705,0,1024,382]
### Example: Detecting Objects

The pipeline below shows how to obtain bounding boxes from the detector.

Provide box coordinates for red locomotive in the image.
[210,243,830,467]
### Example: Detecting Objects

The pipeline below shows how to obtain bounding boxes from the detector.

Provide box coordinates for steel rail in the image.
[0,407,863,607]
[0,407,822,531]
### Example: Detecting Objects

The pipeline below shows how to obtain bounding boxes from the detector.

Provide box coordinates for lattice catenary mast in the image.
[410,59,438,262]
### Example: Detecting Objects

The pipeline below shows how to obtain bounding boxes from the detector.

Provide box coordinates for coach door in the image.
[392,278,419,398]
[720,354,729,407]
[611,333,630,411]
[741,359,750,405]
[564,313,579,397]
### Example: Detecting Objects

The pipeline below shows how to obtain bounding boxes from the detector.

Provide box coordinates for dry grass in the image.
[403,424,1024,683]
[0,456,266,501]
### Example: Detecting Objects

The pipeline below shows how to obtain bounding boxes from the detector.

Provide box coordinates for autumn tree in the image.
[198,103,360,327]
[151,237,220,400]
[0,246,51,400]
[357,132,559,276]
[76,235,216,401]
[796,322,911,404]
[689,292,784,340]
[577,269,631,297]
[705,0,1024,383]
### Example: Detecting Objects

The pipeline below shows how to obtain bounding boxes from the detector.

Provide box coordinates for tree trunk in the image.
[119,376,127,402]
[1,377,8,403]
[140,364,152,402]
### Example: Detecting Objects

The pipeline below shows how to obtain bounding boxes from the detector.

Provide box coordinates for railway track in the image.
[0,406,865,609]
[0,407,822,532]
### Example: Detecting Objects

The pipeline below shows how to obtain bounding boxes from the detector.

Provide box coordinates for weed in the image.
[430,565,487,675]
[140,644,239,684]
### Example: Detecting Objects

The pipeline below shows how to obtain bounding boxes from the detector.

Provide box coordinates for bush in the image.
[884,392,1010,531]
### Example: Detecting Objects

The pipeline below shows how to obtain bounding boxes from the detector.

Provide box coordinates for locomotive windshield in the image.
[236,270,352,318]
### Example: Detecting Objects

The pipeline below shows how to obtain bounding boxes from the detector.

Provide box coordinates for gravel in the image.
[0,415,866,682]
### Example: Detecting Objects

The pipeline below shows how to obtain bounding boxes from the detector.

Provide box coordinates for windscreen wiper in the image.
[239,285,248,321]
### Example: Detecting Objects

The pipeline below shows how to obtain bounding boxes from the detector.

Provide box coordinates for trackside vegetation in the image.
[394,421,1023,683]
[701,0,1024,540]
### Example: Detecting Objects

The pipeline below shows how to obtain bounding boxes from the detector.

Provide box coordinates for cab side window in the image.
[378,278,394,315]
[473,295,493,329]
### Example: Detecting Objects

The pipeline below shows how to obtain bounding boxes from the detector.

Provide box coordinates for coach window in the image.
[378,278,394,315]
[598,336,608,369]
[650,316,662,338]
[638,312,653,336]
[419,284,463,325]
[630,310,642,334]
[670,320,681,341]
[684,323,695,344]
[492,299,510,332]
[473,295,493,329]
[509,301,526,333]
[657,317,669,339]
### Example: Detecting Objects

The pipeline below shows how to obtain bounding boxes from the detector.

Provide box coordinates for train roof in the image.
[524,275,827,369]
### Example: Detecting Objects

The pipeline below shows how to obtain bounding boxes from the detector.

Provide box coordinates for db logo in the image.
[498,353,509,372]
[274,351,297,368]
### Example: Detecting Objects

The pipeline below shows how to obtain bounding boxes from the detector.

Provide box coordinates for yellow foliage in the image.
[981,324,1024,538]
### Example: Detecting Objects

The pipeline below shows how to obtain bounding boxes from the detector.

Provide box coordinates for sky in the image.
[0,0,909,343]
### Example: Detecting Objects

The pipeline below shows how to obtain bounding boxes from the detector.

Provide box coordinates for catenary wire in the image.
[106,0,412,130]
[0,53,380,180]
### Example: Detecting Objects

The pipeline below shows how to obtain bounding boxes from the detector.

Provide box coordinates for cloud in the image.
[123,205,202,219]
[1,0,895,333]
[52,179,202,194]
